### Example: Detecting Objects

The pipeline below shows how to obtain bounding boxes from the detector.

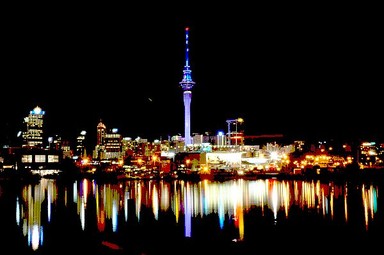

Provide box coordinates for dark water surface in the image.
[1,177,383,254]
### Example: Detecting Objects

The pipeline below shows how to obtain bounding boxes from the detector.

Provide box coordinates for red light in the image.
[185,27,189,31]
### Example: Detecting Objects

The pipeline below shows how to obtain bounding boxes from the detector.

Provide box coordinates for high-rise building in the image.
[22,106,45,148]
[97,119,106,146]
[76,130,87,157]
[179,27,195,147]
[93,120,122,161]
[104,128,122,160]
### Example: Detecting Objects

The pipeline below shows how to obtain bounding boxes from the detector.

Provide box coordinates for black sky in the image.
[1,4,382,146]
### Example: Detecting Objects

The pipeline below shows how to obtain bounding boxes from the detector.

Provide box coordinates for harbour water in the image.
[0,176,383,254]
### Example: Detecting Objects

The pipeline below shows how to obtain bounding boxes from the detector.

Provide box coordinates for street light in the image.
[226,118,244,146]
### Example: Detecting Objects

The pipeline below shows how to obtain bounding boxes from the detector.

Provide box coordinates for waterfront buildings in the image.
[0,104,383,177]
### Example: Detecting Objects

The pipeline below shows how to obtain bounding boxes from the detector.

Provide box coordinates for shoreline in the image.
[2,166,384,185]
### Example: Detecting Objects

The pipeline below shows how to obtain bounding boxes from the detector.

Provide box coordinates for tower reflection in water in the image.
[15,178,379,251]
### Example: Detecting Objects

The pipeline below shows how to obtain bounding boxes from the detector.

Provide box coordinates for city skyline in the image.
[1,5,382,145]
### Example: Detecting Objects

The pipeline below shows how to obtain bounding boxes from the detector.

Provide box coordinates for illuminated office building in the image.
[22,106,45,148]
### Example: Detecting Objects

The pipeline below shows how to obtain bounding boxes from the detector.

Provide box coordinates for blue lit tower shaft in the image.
[179,27,195,146]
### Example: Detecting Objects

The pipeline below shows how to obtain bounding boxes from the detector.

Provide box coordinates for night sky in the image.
[1,4,382,147]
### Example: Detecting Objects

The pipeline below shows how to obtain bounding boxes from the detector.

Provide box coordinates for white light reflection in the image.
[184,182,192,237]
[16,196,20,225]
[81,179,88,207]
[152,184,159,220]
[160,182,170,212]
[47,185,51,222]
[282,181,290,217]
[31,224,40,251]
[136,182,142,221]
[271,182,278,223]
[202,180,209,216]
[112,198,118,232]
[322,189,326,216]
[248,181,266,207]
[218,185,225,229]
[73,181,78,203]
[192,184,199,217]
[80,197,86,230]
[124,189,129,222]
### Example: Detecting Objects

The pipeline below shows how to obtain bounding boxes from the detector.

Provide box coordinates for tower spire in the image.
[179,26,195,147]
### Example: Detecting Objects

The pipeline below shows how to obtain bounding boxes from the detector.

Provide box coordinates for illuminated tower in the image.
[179,27,195,146]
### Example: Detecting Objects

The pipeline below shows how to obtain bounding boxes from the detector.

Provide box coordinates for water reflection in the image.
[17,178,57,251]
[12,178,381,253]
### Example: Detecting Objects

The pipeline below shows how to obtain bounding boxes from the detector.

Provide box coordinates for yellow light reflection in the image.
[361,184,378,231]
